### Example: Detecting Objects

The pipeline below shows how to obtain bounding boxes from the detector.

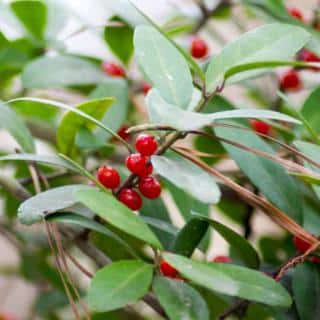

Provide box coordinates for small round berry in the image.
[279,69,302,92]
[135,134,158,156]
[142,82,152,95]
[97,166,121,190]
[212,255,231,263]
[125,153,153,176]
[299,49,320,71]
[138,176,161,199]
[288,7,304,21]
[118,188,142,211]
[117,125,130,141]
[102,62,126,77]
[293,236,311,254]
[160,260,178,278]
[191,37,208,59]
[250,120,271,135]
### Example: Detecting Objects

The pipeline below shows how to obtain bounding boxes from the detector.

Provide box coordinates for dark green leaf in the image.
[301,86,320,135]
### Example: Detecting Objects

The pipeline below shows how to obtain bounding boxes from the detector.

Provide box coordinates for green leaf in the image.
[18,185,93,225]
[206,23,310,91]
[215,122,302,223]
[88,260,153,312]
[193,213,260,268]
[153,276,209,320]
[10,0,47,40]
[57,98,113,157]
[163,253,292,307]
[104,17,134,65]
[170,218,209,256]
[301,86,320,135]
[134,26,193,109]
[151,154,220,204]
[47,212,138,258]
[76,188,163,249]
[147,89,300,131]
[21,56,105,89]
[292,262,320,320]
[0,102,35,153]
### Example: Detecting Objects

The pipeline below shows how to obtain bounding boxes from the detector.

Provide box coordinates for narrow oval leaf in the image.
[215,122,302,223]
[301,86,320,135]
[10,0,47,40]
[192,213,260,268]
[163,253,292,307]
[88,260,153,312]
[292,262,320,320]
[57,98,113,157]
[0,102,35,153]
[153,276,209,320]
[206,23,310,91]
[47,212,138,258]
[134,26,193,109]
[21,56,105,89]
[18,185,93,225]
[147,89,300,131]
[151,154,220,204]
[76,188,163,249]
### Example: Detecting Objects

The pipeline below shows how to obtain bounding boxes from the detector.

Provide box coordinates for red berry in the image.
[97,166,121,190]
[160,260,178,278]
[125,153,153,176]
[117,125,130,141]
[288,7,304,21]
[191,37,208,59]
[293,236,311,254]
[250,120,271,135]
[311,256,320,263]
[118,188,142,210]
[135,134,158,156]
[279,69,302,92]
[212,255,231,263]
[138,176,161,199]
[299,49,320,71]
[142,82,152,95]
[102,62,126,77]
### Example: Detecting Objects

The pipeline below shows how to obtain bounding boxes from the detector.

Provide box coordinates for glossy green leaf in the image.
[147,89,300,131]
[153,276,209,320]
[134,26,193,109]
[292,262,320,320]
[301,86,320,135]
[57,98,113,157]
[151,154,220,204]
[206,23,310,91]
[104,17,134,65]
[21,56,105,89]
[10,0,47,40]
[170,218,209,256]
[88,260,153,312]
[193,213,260,268]
[0,102,35,153]
[215,122,302,223]
[18,185,93,225]
[76,189,163,249]
[47,212,138,258]
[163,253,292,307]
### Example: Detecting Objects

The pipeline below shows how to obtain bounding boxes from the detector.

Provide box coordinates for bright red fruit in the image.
[97,166,120,189]
[102,62,126,77]
[288,7,304,21]
[160,260,178,278]
[142,82,152,95]
[279,70,302,92]
[191,37,208,59]
[118,188,142,210]
[138,176,161,199]
[250,120,271,135]
[293,236,311,253]
[125,153,153,176]
[117,125,130,141]
[299,49,320,71]
[212,255,231,263]
[135,134,158,156]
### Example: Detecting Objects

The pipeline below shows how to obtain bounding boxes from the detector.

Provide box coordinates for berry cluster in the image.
[97,134,161,211]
